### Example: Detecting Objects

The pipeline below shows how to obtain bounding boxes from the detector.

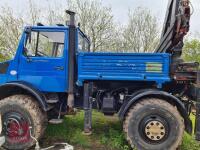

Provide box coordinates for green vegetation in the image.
[180,115,200,150]
[0,53,6,62]
[42,111,200,150]
[183,39,200,64]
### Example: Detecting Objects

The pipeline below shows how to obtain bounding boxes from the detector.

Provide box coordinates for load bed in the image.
[77,52,171,87]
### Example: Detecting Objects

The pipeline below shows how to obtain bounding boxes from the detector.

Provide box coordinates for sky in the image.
[102,0,200,35]
[0,0,199,35]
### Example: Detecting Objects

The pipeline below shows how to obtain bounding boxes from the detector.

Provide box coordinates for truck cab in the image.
[0,26,89,92]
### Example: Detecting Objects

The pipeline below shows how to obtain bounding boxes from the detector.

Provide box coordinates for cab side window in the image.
[24,31,65,57]
[78,32,89,52]
[24,31,38,57]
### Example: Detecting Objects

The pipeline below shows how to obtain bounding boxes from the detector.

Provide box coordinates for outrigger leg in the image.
[83,82,93,135]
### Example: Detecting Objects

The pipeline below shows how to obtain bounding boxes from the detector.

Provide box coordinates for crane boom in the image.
[155,0,191,55]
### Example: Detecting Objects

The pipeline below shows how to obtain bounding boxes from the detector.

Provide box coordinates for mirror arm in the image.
[35,32,40,56]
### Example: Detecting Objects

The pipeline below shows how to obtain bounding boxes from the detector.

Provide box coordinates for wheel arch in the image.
[0,81,49,111]
[118,89,192,134]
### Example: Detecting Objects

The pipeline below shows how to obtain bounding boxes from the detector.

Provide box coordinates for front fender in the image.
[0,81,49,111]
[118,89,193,134]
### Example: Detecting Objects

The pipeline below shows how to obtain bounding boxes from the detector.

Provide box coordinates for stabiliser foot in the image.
[82,130,92,136]
[83,82,93,136]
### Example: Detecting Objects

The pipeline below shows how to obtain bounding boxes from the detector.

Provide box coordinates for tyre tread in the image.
[0,94,47,149]
[123,98,184,150]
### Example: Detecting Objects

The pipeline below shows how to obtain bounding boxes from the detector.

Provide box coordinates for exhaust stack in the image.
[66,10,75,26]
[66,10,76,111]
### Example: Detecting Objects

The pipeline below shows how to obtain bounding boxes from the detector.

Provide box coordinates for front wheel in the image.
[123,98,184,150]
[0,95,47,150]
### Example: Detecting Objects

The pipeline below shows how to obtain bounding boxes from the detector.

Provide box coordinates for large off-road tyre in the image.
[123,98,184,150]
[0,95,47,150]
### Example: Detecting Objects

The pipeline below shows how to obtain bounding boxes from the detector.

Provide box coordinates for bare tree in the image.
[0,0,160,58]
[104,25,124,52]
[27,0,41,25]
[45,0,66,25]
[123,8,159,53]
[0,7,24,58]
[67,0,116,52]
[0,0,42,60]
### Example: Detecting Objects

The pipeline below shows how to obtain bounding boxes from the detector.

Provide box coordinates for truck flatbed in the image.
[77,52,171,87]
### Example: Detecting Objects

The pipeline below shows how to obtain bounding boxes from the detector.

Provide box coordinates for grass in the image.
[41,111,200,150]
[180,115,200,150]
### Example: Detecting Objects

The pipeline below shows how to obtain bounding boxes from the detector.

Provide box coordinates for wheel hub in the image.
[3,112,31,144]
[139,115,169,144]
[145,120,166,141]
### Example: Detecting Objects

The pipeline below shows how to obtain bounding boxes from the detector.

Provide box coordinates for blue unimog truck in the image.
[0,0,200,149]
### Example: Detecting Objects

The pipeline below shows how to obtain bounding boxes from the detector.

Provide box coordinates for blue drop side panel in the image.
[77,52,171,86]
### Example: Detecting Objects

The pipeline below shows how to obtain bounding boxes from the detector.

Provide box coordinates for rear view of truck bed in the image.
[77,52,171,86]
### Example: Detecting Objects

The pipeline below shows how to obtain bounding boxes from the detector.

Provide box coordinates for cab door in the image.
[18,28,68,92]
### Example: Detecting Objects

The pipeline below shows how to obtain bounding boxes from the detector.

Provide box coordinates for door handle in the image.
[26,57,32,63]
[26,58,48,63]
[54,66,64,70]
[32,60,49,62]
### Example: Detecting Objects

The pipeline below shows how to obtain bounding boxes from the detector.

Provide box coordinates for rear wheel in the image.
[0,95,47,150]
[123,98,184,150]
